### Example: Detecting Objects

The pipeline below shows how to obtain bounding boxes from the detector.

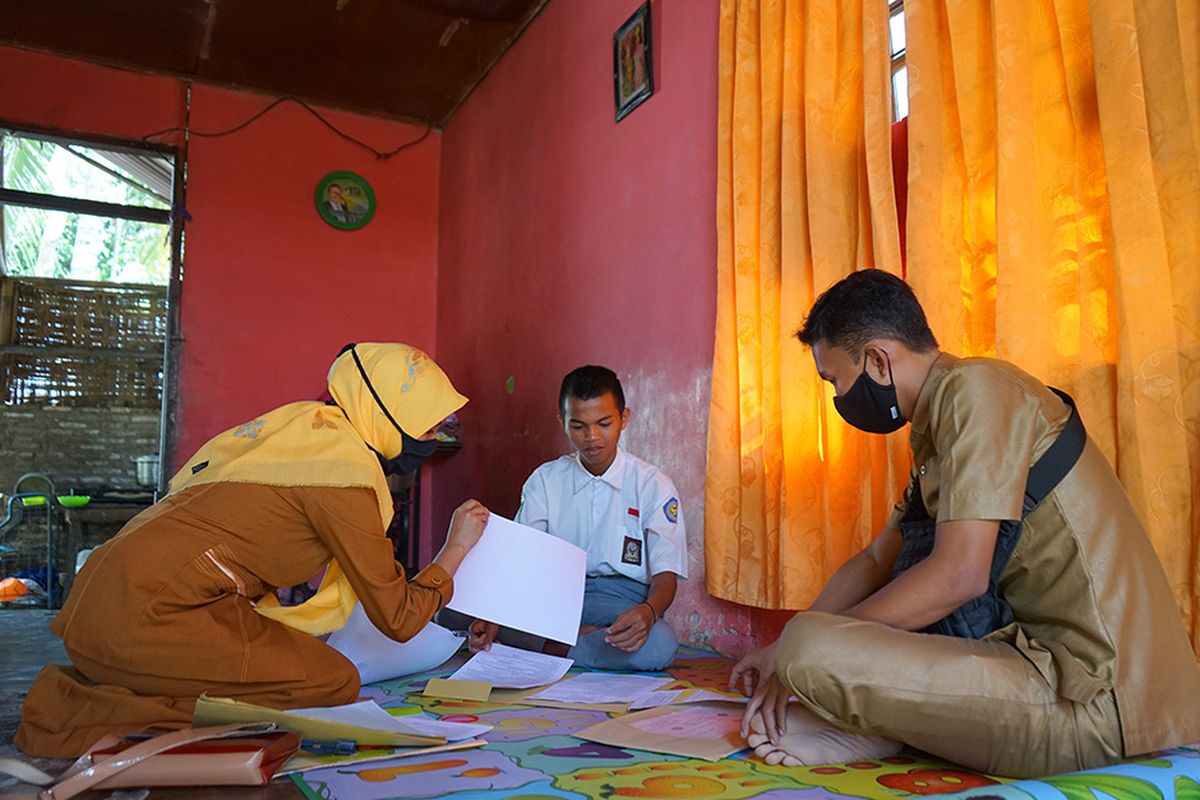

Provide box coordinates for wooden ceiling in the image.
[0,0,549,128]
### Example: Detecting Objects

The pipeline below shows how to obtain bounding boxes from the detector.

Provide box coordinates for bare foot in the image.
[745,704,901,766]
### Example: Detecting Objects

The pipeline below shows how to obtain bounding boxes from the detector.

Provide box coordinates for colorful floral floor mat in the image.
[289,647,1200,800]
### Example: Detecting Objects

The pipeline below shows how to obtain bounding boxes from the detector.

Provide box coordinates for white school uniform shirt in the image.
[516,448,688,584]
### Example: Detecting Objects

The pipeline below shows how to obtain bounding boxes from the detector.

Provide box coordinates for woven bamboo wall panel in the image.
[2,278,166,408]
[10,279,167,350]
[4,353,162,406]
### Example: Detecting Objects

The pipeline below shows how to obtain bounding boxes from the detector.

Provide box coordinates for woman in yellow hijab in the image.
[17,344,488,758]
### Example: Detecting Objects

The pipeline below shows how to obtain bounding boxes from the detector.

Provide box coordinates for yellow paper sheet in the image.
[474,684,629,714]
[423,679,492,702]
[278,738,486,775]
[517,698,631,714]
[193,695,443,747]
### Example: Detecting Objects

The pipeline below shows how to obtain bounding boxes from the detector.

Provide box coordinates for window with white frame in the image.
[0,129,173,284]
[889,1,908,121]
[0,127,177,408]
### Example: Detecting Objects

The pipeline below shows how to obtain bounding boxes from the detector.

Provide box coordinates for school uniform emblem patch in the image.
[663,497,679,523]
[622,536,643,566]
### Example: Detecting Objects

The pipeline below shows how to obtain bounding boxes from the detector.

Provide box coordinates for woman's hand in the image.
[728,642,777,698]
[447,499,489,552]
[433,499,489,576]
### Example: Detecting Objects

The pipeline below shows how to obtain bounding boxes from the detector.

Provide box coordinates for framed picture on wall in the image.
[315,170,376,230]
[614,2,654,122]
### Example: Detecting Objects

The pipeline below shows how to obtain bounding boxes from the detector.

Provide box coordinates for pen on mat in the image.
[300,739,357,755]
[279,739,488,776]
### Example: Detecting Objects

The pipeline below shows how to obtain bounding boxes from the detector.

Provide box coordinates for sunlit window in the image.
[0,130,173,284]
[889,1,908,121]
[0,128,176,407]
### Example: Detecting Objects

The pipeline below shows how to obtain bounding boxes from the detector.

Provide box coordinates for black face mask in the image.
[345,344,438,476]
[379,430,437,476]
[833,351,905,434]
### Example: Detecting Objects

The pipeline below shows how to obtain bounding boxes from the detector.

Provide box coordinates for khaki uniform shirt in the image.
[889,354,1200,756]
[53,482,452,685]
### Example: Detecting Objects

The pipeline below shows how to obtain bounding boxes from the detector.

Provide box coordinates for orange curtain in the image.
[905,0,1200,646]
[705,0,906,609]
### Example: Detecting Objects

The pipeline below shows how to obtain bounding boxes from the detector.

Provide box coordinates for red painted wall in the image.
[433,0,758,654]
[0,45,444,542]
[176,84,441,461]
[0,46,182,142]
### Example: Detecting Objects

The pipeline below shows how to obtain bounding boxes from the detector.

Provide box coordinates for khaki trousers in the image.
[773,612,1122,778]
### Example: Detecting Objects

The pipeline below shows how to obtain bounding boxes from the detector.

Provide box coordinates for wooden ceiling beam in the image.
[0,0,547,125]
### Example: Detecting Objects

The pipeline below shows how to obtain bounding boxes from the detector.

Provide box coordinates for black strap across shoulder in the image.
[893,387,1086,639]
[1022,388,1086,512]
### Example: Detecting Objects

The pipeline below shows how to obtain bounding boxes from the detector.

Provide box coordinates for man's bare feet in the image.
[745,704,901,766]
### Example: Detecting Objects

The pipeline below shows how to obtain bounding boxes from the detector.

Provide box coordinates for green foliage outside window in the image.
[1,132,171,285]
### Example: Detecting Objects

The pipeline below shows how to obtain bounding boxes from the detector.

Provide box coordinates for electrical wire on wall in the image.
[144,84,432,476]
[141,95,432,160]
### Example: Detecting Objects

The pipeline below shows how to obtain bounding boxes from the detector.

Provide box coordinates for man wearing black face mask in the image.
[728,270,1200,778]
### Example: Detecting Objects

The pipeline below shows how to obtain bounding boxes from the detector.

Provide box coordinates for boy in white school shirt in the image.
[470,365,687,670]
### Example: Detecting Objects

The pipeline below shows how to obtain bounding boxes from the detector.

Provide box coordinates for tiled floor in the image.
[0,608,299,799]
[0,609,63,752]
[0,609,66,687]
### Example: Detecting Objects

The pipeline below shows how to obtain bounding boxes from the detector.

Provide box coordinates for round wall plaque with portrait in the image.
[315,171,376,230]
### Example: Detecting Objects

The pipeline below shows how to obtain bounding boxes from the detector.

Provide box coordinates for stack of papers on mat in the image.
[449,642,574,689]
[278,739,486,776]
[525,673,675,705]
[193,696,490,746]
[289,700,491,741]
[515,672,749,711]
[629,686,750,709]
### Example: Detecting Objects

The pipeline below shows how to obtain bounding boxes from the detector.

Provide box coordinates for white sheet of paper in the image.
[448,642,574,689]
[629,687,750,709]
[445,514,586,644]
[626,688,683,709]
[287,700,491,742]
[326,604,464,684]
[525,673,675,704]
[683,688,750,704]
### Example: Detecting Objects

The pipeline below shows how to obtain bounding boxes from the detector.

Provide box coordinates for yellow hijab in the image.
[167,343,468,634]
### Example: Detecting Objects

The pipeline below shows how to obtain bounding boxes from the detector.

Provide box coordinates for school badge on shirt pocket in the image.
[621,536,643,566]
